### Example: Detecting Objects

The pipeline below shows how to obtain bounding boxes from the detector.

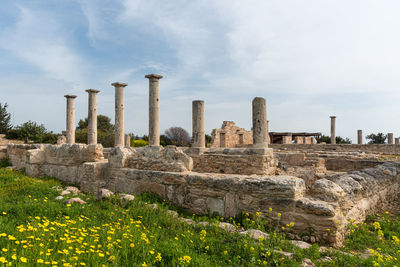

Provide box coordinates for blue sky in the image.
[1,0,400,142]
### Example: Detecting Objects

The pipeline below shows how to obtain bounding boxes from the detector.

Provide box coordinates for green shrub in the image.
[133,139,148,147]
[0,157,11,167]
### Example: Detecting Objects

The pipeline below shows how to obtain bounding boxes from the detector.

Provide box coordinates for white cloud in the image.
[0,6,86,85]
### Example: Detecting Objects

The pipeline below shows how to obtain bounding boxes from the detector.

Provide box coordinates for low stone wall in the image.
[0,146,7,159]
[271,144,400,155]
[185,147,277,175]
[7,143,105,184]
[4,143,400,246]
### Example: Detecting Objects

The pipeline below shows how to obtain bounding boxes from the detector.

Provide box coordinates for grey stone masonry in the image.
[64,95,77,144]
[145,74,163,146]
[395,138,400,145]
[112,82,128,147]
[86,89,100,145]
[192,100,205,148]
[357,130,363,145]
[330,116,336,144]
[252,97,268,148]
[388,133,394,144]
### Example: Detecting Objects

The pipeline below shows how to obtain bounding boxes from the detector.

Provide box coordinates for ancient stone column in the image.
[252,97,268,148]
[86,89,100,145]
[112,82,128,147]
[357,130,363,145]
[125,134,131,148]
[388,133,394,144]
[192,100,205,148]
[330,116,336,144]
[395,138,400,145]
[145,74,163,146]
[64,95,77,144]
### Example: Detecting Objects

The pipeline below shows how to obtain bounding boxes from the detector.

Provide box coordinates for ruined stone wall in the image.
[0,134,24,146]
[7,143,105,184]
[185,147,277,175]
[4,143,400,246]
[210,121,253,148]
[271,144,400,155]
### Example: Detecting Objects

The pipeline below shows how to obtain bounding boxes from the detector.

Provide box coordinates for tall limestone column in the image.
[252,97,268,148]
[192,100,205,148]
[86,89,100,145]
[357,130,363,145]
[64,95,77,144]
[145,74,163,146]
[330,116,336,144]
[112,82,128,147]
[388,133,394,144]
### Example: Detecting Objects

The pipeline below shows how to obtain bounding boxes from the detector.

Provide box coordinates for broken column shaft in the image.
[145,74,163,146]
[388,133,394,144]
[192,100,205,148]
[357,130,363,145]
[330,116,336,144]
[86,89,100,145]
[252,97,268,148]
[64,95,77,144]
[112,82,128,147]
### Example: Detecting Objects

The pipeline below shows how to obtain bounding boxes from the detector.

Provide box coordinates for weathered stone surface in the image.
[120,194,135,205]
[291,240,312,249]
[179,218,194,224]
[97,188,114,199]
[65,186,80,195]
[310,179,345,202]
[57,136,67,145]
[167,210,178,218]
[301,259,315,267]
[66,198,86,205]
[242,229,269,240]
[274,250,294,258]
[55,196,64,201]
[218,222,236,232]
[61,190,71,196]
[190,148,277,175]
[109,146,193,172]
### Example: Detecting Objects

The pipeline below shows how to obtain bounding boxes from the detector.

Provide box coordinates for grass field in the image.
[0,164,399,266]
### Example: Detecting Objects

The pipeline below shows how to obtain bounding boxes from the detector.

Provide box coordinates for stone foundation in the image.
[3,143,400,246]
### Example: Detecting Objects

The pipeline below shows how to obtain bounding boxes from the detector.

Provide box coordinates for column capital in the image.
[64,95,77,99]
[111,82,128,88]
[330,116,336,119]
[145,74,163,80]
[192,100,204,104]
[85,89,100,94]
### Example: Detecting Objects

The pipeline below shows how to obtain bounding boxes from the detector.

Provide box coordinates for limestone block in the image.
[206,197,224,216]
[295,198,336,216]
[310,179,346,202]
[125,146,193,172]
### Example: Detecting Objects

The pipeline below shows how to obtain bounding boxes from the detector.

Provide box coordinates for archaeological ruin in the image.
[1,74,400,247]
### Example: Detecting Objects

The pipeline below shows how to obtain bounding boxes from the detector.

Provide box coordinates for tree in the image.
[76,115,115,147]
[164,127,191,147]
[0,102,12,134]
[5,120,59,144]
[317,135,352,144]
[366,133,387,144]
[77,115,114,133]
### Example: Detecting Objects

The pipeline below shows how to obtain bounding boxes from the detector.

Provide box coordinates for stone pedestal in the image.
[145,74,163,146]
[330,116,336,144]
[64,95,77,144]
[252,97,268,148]
[395,138,400,145]
[125,134,131,148]
[357,130,363,145]
[388,133,394,145]
[192,100,205,148]
[112,82,128,147]
[86,89,100,145]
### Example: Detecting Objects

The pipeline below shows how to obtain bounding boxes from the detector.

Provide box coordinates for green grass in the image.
[0,168,399,266]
